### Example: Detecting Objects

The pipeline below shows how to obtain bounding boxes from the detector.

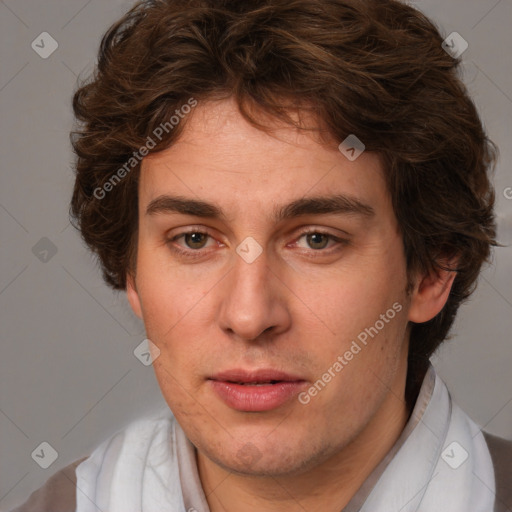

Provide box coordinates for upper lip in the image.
[209,369,305,383]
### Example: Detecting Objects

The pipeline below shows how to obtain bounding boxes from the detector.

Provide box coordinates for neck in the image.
[197,362,412,512]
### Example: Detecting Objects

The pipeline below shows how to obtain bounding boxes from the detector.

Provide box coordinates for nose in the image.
[217,244,291,342]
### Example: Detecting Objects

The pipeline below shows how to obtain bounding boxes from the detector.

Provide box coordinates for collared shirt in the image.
[10,366,512,512]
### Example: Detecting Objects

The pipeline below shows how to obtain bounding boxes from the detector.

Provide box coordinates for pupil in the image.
[186,232,206,248]
[308,233,328,249]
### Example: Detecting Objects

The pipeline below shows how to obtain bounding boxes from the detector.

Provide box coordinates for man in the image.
[12,0,511,511]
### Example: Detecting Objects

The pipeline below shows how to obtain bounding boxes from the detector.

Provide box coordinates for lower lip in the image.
[209,380,306,412]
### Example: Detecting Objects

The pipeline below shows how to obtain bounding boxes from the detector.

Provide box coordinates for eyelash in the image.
[166,228,347,259]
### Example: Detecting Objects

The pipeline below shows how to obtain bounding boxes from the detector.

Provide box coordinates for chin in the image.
[201,433,337,478]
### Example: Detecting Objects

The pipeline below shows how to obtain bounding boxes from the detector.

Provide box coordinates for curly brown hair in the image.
[70,0,498,399]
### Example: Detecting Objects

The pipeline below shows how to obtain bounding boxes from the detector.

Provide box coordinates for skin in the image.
[127,97,456,511]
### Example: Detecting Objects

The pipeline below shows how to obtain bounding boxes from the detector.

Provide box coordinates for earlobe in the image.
[407,259,458,324]
[126,273,143,319]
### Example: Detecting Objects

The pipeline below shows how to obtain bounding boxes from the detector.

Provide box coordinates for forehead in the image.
[139,98,390,218]
[149,98,339,169]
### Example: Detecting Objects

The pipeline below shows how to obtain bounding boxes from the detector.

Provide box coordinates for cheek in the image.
[302,317,408,436]
[135,250,216,342]
[290,270,406,355]
[289,237,407,335]
[135,258,221,379]
[151,355,215,433]
[293,264,409,407]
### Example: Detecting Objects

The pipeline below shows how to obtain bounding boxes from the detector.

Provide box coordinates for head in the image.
[70,0,497,476]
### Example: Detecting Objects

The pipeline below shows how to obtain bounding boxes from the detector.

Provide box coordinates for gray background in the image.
[1,0,511,509]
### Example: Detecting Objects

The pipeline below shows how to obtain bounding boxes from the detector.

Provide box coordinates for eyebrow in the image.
[145,194,375,222]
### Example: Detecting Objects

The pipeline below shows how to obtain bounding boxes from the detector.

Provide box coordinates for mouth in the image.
[227,381,282,385]
[208,369,307,412]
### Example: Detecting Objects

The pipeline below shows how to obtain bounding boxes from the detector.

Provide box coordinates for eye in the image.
[180,231,210,249]
[295,230,342,251]
[303,232,330,250]
[166,229,217,256]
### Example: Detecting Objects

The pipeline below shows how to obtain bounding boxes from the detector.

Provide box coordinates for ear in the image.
[126,273,143,319]
[408,257,459,323]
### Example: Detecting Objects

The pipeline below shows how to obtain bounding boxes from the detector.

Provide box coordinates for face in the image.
[127,98,417,477]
